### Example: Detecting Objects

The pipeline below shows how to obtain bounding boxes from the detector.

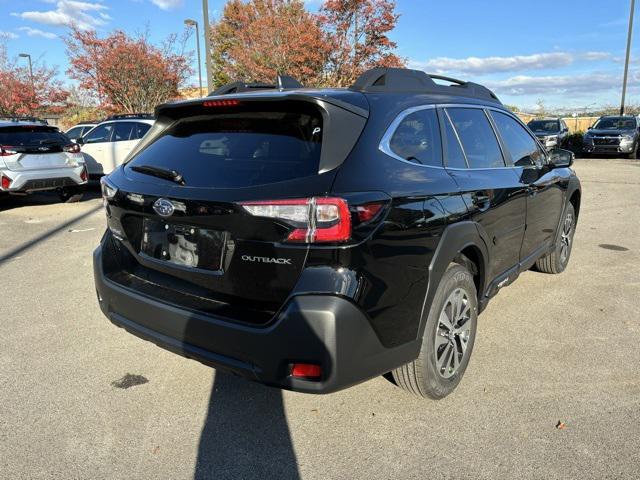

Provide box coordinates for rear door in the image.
[442,106,526,281]
[489,110,564,261]
[81,123,114,175]
[0,126,76,171]
[109,122,152,173]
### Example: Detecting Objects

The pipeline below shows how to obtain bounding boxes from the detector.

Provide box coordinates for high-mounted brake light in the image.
[0,146,17,156]
[1,174,11,190]
[240,197,351,243]
[203,99,240,108]
[64,143,81,154]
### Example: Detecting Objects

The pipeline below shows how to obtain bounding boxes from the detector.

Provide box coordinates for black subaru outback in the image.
[94,68,581,398]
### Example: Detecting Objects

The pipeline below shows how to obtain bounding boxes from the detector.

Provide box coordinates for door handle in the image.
[471,193,490,207]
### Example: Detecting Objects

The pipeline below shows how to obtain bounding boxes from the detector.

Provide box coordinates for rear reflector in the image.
[1,175,11,189]
[203,99,240,108]
[291,363,322,379]
[240,197,351,243]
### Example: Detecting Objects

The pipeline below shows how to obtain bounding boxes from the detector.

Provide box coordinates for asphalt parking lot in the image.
[1,158,639,480]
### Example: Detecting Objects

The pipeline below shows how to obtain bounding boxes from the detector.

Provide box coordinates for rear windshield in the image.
[0,126,69,146]
[126,102,323,188]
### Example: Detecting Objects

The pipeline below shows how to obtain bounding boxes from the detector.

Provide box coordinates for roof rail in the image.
[349,68,501,104]
[209,74,304,96]
[105,113,155,121]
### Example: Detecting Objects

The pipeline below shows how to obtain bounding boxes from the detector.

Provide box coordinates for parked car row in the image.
[0,114,155,203]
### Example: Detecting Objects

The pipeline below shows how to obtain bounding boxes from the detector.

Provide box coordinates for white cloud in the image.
[0,32,19,40]
[18,26,58,39]
[411,51,613,75]
[485,71,639,96]
[13,1,109,30]
[150,0,183,10]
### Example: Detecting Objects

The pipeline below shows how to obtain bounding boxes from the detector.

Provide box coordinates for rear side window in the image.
[491,111,545,167]
[447,108,505,169]
[66,126,84,139]
[0,126,69,146]
[388,108,442,166]
[126,103,322,188]
[132,122,151,139]
[442,112,467,169]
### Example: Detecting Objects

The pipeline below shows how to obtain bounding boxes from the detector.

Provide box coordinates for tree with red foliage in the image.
[0,40,68,117]
[320,0,405,87]
[210,0,330,87]
[209,0,404,88]
[65,29,192,113]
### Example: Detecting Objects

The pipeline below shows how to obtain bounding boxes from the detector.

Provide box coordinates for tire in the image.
[58,185,85,203]
[392,263,478,399]
[627,143,638,159]
[535,203,576,274]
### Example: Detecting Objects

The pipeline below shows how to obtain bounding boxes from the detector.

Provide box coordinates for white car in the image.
[0,121,87,202]
[79,116,154,176]
[65,122,98,142]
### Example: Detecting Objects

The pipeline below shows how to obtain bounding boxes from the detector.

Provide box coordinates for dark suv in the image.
[93,68,581,398]
[583,115,639,158]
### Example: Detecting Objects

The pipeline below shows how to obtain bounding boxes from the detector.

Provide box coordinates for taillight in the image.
[64,143,81,154]
[80,164,88,182]
[1,175,11,189]
[0,146,17,156]
[240,197,351,243]
[355,202,384,223]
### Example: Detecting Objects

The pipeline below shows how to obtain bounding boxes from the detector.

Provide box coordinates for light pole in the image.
[620,0,635,115]
[18,53,35,115]
[202,0,213,93]
[184,19,204,97]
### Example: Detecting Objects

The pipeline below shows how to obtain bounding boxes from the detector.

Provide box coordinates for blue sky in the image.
[1,0,637,111]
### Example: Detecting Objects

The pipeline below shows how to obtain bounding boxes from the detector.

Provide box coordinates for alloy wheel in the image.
[434,288,472,379]
[560,210,574,263]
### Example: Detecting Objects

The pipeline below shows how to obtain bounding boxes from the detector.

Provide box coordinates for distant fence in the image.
[515,113,598,133]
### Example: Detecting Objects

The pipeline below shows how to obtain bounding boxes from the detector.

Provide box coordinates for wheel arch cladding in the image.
[419,221,489,339]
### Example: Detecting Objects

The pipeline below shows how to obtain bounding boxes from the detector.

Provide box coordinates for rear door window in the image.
[126,103,323,188]
[491,111,545,167]
[442,111,468,169]
[388,108,442,166]
[85,124,114,144]
[447,108,505,168]
[113,122,136,142]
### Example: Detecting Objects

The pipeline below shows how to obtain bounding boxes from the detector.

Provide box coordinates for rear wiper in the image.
[130,165,185,185]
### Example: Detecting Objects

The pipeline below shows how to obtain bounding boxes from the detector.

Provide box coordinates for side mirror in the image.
[76,136,85,145]
[549,148,574,168]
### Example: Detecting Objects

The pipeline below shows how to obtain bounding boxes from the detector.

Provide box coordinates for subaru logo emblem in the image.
[153,198,175,217]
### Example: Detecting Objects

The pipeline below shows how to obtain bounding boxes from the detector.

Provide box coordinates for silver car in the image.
[0,122,88,202]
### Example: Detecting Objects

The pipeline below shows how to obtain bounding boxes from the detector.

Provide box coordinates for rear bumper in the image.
[0,164,87,192]
[93,245,418,394]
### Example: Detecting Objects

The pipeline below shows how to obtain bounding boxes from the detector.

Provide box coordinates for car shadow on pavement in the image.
[194,372,300,480]
[0,186,102,212]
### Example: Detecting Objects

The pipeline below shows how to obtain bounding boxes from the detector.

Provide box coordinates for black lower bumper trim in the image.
[94,245,419,394]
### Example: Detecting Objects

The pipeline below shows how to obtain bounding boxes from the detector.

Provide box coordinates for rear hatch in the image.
[102,95,368,325]
[0,125,80,171]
